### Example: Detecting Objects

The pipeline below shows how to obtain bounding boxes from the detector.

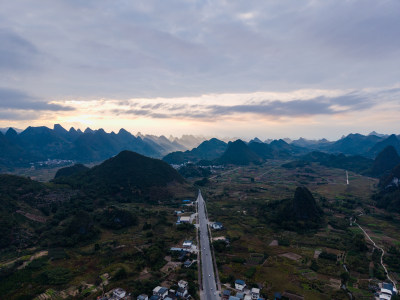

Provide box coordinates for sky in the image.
[1,0,400,140]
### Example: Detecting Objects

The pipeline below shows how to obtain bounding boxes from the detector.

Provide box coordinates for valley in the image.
[1,130,400,300]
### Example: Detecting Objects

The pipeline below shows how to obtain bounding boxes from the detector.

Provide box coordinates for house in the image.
[229,296,241,300]
[212,222,223,230]
[236,292,244,299]
[177,216,191,224]
[170,247,185,252]
[182,200,193,206]
[244,296,252,300]
[251,287,260,299]
[235,279,246,291]
[182,240,193,248]
[178,280,188,289]
[153,286,168,299]
[113,288,126,299]
[176,280,188,298]
[222,289,231,299]
[176,287,188,298]
[378,282,397,300]
[183,259,193,268]
[137,295,148,300]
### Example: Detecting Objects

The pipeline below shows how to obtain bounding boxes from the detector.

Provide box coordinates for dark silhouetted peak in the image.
[77,128,83,134]
[84,127,94,134]
[369,134,400,157]
[21,126,51,135]
[292,187,323,221]
[215,139,262,165]
[371,146,400,177]
[83,150,184,189]
[250,137,263,144]
[53,124,68,133]
[248,141,274,159]
[369,131,387,138]
[329,133,383,155]
[5,127,18,137]
[69,127,77,133]
[96,128,106,134]
[118,128,131,136]
[54,163,89,179]
[163,138,227,164]
[270,139,289,147]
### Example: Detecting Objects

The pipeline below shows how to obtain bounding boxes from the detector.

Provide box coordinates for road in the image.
[197,190,219,300]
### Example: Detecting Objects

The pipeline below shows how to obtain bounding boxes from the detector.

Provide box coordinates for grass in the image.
[193,162,400,299]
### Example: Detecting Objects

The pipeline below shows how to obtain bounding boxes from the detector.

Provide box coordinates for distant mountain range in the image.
[0,124,205,169]
[1,124,400,171]
[163,133,400,167]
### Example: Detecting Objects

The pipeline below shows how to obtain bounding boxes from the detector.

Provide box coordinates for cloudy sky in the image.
[1,0,400,140]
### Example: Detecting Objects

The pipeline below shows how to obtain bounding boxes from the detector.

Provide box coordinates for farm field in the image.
[192,161,400,299]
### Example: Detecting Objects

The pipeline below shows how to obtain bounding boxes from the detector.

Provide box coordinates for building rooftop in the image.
[235,279,246,285]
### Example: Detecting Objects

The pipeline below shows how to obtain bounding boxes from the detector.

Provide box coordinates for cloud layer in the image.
[0,1,399,138]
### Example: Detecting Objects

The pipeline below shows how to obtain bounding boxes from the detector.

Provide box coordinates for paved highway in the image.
[197,190,219,300]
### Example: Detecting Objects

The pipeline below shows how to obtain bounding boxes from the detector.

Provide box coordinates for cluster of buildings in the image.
[376,282,398,300]
[222,279,263,300]
[99,280,191,300]
[141,280,191,300]
[170,240,197,267]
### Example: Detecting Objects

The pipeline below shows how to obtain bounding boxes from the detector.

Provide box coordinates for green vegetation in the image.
[193,161,399,299]
[2,146,400,300]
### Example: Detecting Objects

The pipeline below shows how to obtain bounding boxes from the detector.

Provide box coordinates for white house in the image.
[235,279,246,291]
[178,280,188,289]
[251,287,260,299]
[178,216,191,224]
[113,288,126,299]
[378,282,397,300]
[183,240,193,248]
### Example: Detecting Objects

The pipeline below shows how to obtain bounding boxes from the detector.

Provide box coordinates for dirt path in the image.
[353,214,397,289]
[18,250,48,269]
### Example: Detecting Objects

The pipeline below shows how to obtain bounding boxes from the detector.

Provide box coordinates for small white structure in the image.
[212,222,223,230]
[235,279,246,291]
[178,216,191,223]
[137,295,148,300]
[251,287,260,299]
[178,280,188,289]
[113,288,126,299]
[183,240,193,248]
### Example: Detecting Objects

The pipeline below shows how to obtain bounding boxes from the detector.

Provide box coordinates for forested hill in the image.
[53,150,185,201]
